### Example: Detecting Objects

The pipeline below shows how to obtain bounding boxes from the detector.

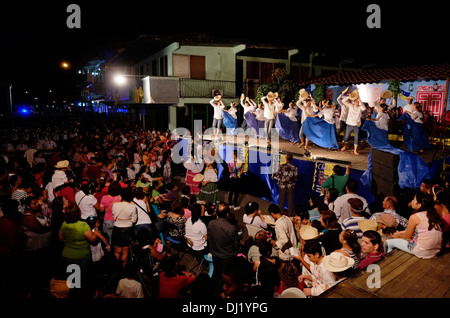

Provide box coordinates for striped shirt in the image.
[341,216,367,239]
[11,189,28,213]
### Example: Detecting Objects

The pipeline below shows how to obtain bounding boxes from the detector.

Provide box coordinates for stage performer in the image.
[245,102,266,138]
[209,95,225,139]
[398,102,430,153]
[222,102,238,135]
[240,94,257,130]
[276,102,300,144]
[336,87,350,141]
[296,91,319,148]
[302,99,338,150]
[339,89,366,156]
[261,92,277,141]
[362,104,390,148]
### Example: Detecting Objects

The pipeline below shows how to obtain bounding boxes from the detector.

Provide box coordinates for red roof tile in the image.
[299,64,450,86]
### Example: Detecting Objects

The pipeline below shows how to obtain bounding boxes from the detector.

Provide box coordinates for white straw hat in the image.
[322,252,355,272]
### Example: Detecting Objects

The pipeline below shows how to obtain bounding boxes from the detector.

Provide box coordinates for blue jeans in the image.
[102,220,115,246]
[343,124,360,145]
[384,238,414,255]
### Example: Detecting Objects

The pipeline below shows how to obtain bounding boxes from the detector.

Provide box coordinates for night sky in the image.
[1,0,449,111]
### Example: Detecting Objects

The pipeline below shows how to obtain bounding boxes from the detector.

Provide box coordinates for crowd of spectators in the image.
[0,112,449,300]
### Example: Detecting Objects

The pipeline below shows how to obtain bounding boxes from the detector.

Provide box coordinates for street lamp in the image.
[113,74,127,86]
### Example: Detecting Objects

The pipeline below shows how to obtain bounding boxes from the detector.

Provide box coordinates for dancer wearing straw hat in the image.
[296,91,319,148]
[239,94,257,130]
[338,89,366,155]
[209,95,225,139]
[261,92,277,141]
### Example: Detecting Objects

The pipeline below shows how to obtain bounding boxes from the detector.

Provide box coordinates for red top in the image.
[158,272,195,298]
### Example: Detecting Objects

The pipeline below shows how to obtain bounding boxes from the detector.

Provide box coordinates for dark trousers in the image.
[228,177,240,207]
[279,186,295,217]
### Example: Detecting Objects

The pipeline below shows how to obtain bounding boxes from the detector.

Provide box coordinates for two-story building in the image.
[78,34,361,132]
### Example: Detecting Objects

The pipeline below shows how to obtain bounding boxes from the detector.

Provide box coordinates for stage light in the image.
[113,74,127,86]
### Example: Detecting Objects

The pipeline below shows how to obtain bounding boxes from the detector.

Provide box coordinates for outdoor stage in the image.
[175,131,447,211]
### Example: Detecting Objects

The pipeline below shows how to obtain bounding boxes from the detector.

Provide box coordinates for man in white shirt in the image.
[269,203,297,261]
[402,96,415,115]
[333,179,369,225]
[339,90,366,155]
[261,94,276,140]
[210,97,225,139]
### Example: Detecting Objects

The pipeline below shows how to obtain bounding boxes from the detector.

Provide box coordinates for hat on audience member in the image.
[348,198,365,214]
[299,225,321,240]
[54,160,69,169]
[358,219,382,235]
[322,252,355,272]
[376,213,398,228]
[280,287,307,298]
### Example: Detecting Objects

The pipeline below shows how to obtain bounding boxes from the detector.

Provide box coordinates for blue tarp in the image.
[302,117,339,149]
[361,145,430,191]
[361,120,390,148]
[275,112,300,143]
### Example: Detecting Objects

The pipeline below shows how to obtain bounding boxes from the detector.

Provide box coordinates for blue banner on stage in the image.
[302,117,339,149]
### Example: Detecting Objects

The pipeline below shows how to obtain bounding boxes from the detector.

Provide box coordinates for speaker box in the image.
[371,161,398,183]
[372,175,400,197]
[371,148,400,169]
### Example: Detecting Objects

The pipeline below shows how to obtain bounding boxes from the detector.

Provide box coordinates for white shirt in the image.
[240,98,256,114]
[285,106,299,122]
[227,107,238,119]
[318,107,336,124]
[183,159,204,173]
[403,103,414,114]
[75,191,98,219]
[411,111,423,124]
[337,95,350,122]
[203,167,218,182]
[185,218,207,251]
[133,199,151,225]
[254,108,265,121]
[51,170,67,189]
[374,112,390,131]
[296,100,318,123]
[210,99,225,119]
[112,202,138,228]
[262,97,276,120]
[275,100,284,113]
[116,278,144,298]
[340,97,366,126]
[243,214,267,229]
[333,193,369,224]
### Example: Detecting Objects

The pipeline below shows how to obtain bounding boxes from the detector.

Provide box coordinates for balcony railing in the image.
[179,79,237,98]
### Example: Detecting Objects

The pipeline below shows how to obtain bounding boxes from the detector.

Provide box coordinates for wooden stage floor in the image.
[202,133,448,172]
[320,249,450,298]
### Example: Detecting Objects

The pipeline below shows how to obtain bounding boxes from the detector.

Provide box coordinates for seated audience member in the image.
[247,229,278,271]
[334,229,361,268]
[357,230,384,270]
[158,256,195,298]
[318,209,342,255]
[341,198,370,239]
[384,192,443,259]
[220,255,254,299]
[242,201,268,230]
[322,251,355,283]
[307,196,322,222]
[295,240,336,297]
[369,195,408,229]
[333,179,369,224]
[434,189,450,248]
[115,263,145,298]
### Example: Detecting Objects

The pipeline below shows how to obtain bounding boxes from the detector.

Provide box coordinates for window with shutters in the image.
[173,54,205,79]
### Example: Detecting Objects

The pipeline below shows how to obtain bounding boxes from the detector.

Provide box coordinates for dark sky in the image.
[1,0,449,109]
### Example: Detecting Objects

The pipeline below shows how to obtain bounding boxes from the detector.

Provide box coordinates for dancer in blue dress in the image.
[398,102,430,153]
[362,104,390,148]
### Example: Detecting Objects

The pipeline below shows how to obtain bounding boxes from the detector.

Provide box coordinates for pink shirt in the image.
[411,211,443,259]
[100,195,121,221]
